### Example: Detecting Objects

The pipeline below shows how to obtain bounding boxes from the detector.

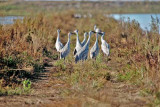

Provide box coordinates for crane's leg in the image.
[75,59,77,64]
[93,57,96,65]
[58,53,60,60]
[63,57,66,64]
[81,60,83,66]
[74,57,78,64]
[103,54,108,63]
[107,56,111,62]
[59,52,61,60]
[102,53,106,62]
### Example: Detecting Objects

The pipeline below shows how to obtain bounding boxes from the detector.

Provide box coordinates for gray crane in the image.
[90,32,99,59]
[101,32,110,56]
[81,32,88,47]
[75,31,94,63]
[55,29,64,52]
[94,25,102,34]
[59,32,73,59]
[73,29,82,55]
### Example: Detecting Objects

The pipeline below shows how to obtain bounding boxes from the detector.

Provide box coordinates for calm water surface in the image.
[0,14,160,31]
[111,14,160,30]
[0,16,23,25]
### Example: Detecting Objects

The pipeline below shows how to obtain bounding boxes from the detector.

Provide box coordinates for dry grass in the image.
[0,11,160,105]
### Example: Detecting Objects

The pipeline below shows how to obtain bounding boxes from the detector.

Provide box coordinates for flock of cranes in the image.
[55,25,110,63]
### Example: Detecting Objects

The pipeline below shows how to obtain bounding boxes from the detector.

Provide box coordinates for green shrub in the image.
[22,79,31,93]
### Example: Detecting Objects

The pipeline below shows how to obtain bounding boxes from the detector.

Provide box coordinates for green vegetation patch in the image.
[0,79,32,96]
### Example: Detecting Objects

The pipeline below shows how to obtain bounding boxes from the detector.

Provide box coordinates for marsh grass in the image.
[0,11,160,105]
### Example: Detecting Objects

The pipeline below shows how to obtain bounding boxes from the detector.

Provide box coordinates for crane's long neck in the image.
[76,32,81,44]
[101,35,104,42]
[94,25,97,31]
[83,34,87,42]
[85,33,92,47]
[96,33,99,43]
[67,34,71,44]
[57,32,60,41]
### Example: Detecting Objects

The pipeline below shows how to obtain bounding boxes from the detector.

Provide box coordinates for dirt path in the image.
[0,60,150,107]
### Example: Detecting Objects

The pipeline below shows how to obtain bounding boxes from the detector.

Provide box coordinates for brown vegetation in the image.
[0,11,160,106]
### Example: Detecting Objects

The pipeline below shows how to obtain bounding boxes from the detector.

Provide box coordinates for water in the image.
[0,16,23,25]
[0,14,160,31]
[111,14,160,30]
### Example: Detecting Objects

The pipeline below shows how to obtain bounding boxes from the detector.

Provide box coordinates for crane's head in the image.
[84,32,88,36]
[57,29,61,33]
[68,32,75,36]
[101,32,105,36]
[94,25,97,31]
[89,31,94,36]
[74,29,79,34]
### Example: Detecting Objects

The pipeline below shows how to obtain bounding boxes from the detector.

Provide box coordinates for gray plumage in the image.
[55,29,64,52]
[81,32,88,47]
[101,32,110,56]
[59,32,72,59]
[94,25,102,33]
[90,33,99,59]
[73,30,82,55]
[75,31,94,63]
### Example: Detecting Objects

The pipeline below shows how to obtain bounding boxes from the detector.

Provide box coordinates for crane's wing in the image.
[75,55,79,63]
[105,42,110,49]
[73,48,77,56]
[94,47,99,56]
[60,42,64,49]
[101,43,110,56]
[80,49,88,60]
[90,43,98,53]
[91,52,96,59]
[81,39,86,47]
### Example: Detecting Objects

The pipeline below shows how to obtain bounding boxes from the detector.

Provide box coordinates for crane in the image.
[55,29,64,52]
[75,31,94,63]
[94,25,102,34]
[81,32,88,47]
[73,29,82,56]
[59,32,73,59]
[90,32,99,59]
[101,32,110,56]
